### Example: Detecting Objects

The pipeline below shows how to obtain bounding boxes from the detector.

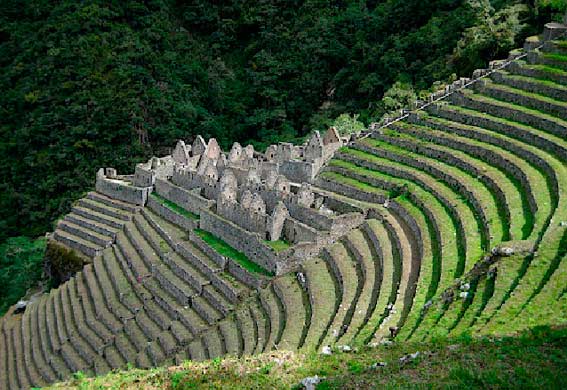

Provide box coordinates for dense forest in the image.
[0,0,565,312]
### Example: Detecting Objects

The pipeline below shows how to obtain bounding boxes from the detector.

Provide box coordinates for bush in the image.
[0,236,47,315]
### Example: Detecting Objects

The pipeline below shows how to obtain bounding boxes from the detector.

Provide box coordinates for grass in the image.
[194,228,274,277]
[543,52,567,63]
[265,239,291,252]
[151,193,199,220]
[44,326,567,390]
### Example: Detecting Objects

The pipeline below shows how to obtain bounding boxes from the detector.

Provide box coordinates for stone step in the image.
[201,326,225,359]
[142,209,243,304]
[187,339,208,361]
[535,51,567,71]
[71,205,125,230]
[157,330,177,357]
[52,230,102,258]
[477,79,567,122]
[218,316,242,357]
[274,275,308,351]
[136,349,153,369]
[491,70,567,101]
[135,311,162,344]
[65,212,117,238]
[65,279,107,354]
[57,220,113,248]
[134,214,208,293]
[51,288,70,349]
[191,295,223,325]
[72,273,114,344]
[92,256,136,322]
[338,229,381,345]
[77,198,132,221]
[355,220,393,345]
[81,265,124,334]
[455,90,567,140]
[0,323,8,390]
[202,284,233,316]
[114,334,138,365]
[301,257,338,350]
[25,304,57,384]
[509,60,567,85]
[102,248,145,311]
[11,325,32,390]
[170,321,193,346]
[250,298,269,355]
[103,345,126,370]
[5,325,21,390]
[88,191,139,213]
[235,306,257,356]
[124,320,149,353]
[60,342,90,376]
[147,341,165,367]
[319,243,358,347]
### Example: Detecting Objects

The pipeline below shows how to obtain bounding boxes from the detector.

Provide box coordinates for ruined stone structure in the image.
[2,22,567,390]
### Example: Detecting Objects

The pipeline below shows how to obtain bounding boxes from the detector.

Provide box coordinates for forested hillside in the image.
[0,0,564,244]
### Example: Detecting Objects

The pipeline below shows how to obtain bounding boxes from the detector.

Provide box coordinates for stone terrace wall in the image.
[155,178,214,215]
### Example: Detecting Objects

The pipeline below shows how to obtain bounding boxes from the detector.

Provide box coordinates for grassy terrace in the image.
[542,52,567,63]
[481,79,567,117]
[419,114,550,241]
[194,229,274,277]
[265,239,291,252]
[461,88,567,137]
[396,119,539,240]
[435,100,567,335]
[497,71,567,93]
[150,193,200,220]
[45,326,567,390]
[320,168,439,343]
[360,137,504,246]
[389,121,528,241]
[354,220,395,346]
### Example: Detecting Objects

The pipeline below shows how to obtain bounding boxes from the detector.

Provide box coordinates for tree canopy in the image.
[0,0,560,241]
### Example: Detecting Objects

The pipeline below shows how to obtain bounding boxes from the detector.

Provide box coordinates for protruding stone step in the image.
[218,316,241,357]
[201,326,225,359]
[52,230,102,258]
[65,213,117,238]
[87,191,139,213]
[274,275,308,350]
[57,220,112,248]
[77,198,132,221]
[187,339,207,361]
[71,205,125,230]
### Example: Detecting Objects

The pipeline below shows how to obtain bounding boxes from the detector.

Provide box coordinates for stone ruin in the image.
[94,127,364,275]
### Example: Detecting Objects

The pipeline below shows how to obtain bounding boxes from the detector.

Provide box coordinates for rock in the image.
[338,345,352,352]
[371,362,387,369]
[460,283,470,291]
[399,351,420,364]
[380,339,393,346]
[560,221,567,227]
[447,344,460,351]
[321,345,332,355]
[459,291,469,299]
[389,326,399,338]
[14,300,29,314]
[300,375,323,390]
[297,272,306,289]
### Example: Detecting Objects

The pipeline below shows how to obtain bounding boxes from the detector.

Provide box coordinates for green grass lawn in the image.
[151,193,200,220]
[45,326,567,390]
[265,239,292,252]
[194,228,274,277]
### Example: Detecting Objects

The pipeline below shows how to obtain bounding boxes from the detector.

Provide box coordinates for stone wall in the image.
[146,196,198,231]
[199,209,279,274]
[155,178,214,216]
[95,170,151,206]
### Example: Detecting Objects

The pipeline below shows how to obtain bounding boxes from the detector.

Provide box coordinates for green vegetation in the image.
[0,0,553,243]
[45,326,567,390]
[194,229,274,277]
[151,193,199,220]
[0,236,47,315]
[265,239,292,252]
